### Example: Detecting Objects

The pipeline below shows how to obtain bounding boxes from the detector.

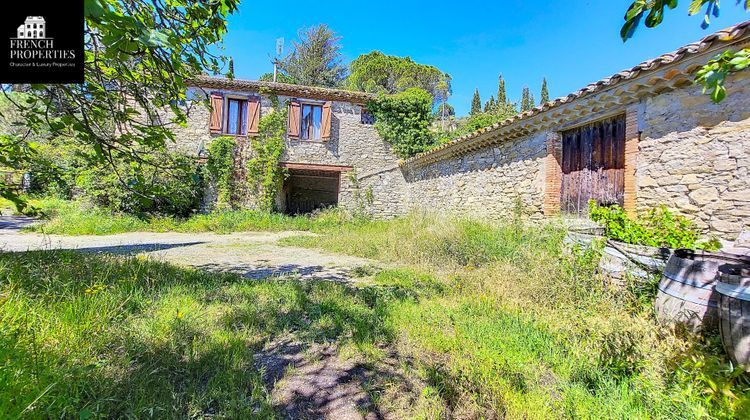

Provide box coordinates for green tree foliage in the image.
[470,89,482,115]
[367,88,436,158]
[520,87,533,112]
[484,96,496,113]
[75,152,202,216]
[540,78,550,104]
[497,74,508,105]
[435,102,455,117]
[259,72,297,84]
[435,79,452,129]
[621,0,750,102]
[280,24,347,88]
[347,51,452,103]
[435,101,517,145]
[0,0,239,211]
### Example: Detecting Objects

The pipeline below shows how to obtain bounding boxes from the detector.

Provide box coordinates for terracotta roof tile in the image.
[189,75,375,104]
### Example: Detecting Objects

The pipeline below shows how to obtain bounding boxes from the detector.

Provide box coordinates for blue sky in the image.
[221,1,749,116]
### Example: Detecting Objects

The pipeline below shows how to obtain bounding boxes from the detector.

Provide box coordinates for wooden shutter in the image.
[209,93,224,134]
[321,101,332,140]
[247,96,260,136]
[288,100,301,138]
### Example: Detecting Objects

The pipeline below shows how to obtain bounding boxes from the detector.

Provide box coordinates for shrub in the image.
[75,152,202,217]
[367,88,436,158]
[589,201,720,250]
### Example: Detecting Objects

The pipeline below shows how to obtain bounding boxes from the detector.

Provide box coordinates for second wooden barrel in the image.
[716,265,750,366]
[655,249,750,334]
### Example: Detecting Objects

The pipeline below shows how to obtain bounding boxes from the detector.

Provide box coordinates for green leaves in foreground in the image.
[620,0,750,103]
[1,0,240,212]
[696,48,750,103]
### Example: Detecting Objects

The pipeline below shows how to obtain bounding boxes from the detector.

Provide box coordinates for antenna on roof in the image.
[273,37,284,83]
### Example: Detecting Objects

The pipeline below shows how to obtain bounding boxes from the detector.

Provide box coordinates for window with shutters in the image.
[226,98,248,135]
[300,103,323,140]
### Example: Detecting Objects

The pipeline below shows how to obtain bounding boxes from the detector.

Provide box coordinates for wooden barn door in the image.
[560,115,626,215]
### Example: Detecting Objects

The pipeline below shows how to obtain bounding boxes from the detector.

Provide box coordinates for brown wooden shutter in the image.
[209,93,224,134]
[321,101,332,140]
[247,96,260,136]
[288,100,301,138]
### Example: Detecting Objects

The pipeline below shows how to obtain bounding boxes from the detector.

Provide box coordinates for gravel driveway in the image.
[0,215,374,282]
[0,215,401,419]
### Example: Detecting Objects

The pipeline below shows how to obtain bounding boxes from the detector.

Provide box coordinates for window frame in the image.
[299,101,324,141]
[224,96,248,136]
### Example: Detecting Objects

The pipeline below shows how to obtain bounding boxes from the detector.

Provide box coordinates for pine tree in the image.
[520,86,531,112]
[540,78,549,105]
[497,74,507,105]
[470,88,482,115]
[529,93,535,110]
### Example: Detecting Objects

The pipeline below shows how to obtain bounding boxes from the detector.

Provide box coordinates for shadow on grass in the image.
[194,261,356,282]
[0,250,432,418]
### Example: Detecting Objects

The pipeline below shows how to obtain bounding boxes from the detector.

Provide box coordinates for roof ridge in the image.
[190,75,376,102]
[402,19,750,167]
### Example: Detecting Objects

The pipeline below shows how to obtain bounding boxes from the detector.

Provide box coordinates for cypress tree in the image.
[540,77,549,105]
[484,96,496,113]
[497,74,507,105]
[470,88,482,115]
[520,86,530,112]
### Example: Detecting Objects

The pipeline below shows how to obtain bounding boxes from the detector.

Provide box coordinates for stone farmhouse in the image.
[177,21,750,242]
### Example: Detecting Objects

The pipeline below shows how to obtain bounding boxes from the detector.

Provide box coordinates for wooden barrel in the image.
[655,249,750,334]
[716,265,750,365]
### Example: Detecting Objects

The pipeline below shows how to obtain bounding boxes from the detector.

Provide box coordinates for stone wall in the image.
[403,132,548,220]
[175,74,750,242]
[636,71,750,241]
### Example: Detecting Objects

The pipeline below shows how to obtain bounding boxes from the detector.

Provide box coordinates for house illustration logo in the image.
[16,16,47,39]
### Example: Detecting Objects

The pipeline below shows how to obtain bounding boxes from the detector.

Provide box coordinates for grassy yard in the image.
[3,197,354,235]
[2,205,749,418]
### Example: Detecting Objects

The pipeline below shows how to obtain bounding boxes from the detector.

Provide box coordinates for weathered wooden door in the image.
[560,115,626,214]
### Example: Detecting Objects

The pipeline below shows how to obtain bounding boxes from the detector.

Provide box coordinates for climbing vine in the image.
[205,136,237,210]
[347,169,374,217]
[247,95,287,212]
[367,88,437,159]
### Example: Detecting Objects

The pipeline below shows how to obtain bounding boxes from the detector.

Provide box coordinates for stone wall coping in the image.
[401,20,750,169]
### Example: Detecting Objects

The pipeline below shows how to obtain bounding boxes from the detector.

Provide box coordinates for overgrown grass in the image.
[0,251,419,418]
[284,212,750,418]
[21,198,354,235]
[4,208,750,418]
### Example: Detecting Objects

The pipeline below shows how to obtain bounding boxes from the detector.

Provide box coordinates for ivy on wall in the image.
[366,88,437,159]
[247,95,287,213]
[204,136,237,210]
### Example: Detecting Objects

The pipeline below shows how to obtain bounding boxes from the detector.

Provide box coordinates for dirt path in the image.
[0,219,405,418]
